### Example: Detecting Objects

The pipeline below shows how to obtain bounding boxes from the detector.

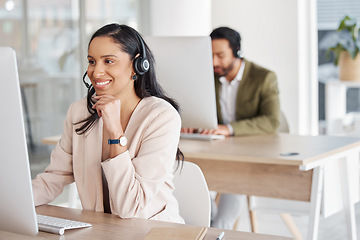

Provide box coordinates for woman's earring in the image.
[132,73,138,80]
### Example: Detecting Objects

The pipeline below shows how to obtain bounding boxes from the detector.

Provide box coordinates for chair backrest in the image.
[278,110,290,133]
[173,161,211,227]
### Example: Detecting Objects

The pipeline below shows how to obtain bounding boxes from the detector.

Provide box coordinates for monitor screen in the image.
[145,36,218,129]
[0,47,38,236]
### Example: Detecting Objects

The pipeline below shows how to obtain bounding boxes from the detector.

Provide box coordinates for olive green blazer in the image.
[215,59,280,136]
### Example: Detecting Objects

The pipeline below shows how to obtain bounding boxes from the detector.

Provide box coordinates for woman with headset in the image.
[32,23,184,223]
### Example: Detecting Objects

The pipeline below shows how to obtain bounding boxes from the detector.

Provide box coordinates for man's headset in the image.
[236,49,244,59]
[82,31,150,88]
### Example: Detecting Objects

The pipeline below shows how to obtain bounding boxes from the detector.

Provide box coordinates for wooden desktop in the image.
[0,205,292,240]
[179,133,360,240]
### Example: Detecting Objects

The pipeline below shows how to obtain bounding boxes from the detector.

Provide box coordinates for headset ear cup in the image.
[142,58,150,72]
[237,50,244,58]
[133,57,144,75]
[134,56,149,75]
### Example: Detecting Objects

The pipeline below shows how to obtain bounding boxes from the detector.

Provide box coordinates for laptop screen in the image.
[145,36,218,130]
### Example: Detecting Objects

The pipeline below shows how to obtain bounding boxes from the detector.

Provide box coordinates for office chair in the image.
[278,110,290,133]
[173,161,211,227]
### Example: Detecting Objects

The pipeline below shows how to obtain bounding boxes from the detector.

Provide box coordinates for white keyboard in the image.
[37,214,92,235]
[180,133,225,140]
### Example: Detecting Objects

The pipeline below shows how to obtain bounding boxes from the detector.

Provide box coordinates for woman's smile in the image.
[94,80,111,88]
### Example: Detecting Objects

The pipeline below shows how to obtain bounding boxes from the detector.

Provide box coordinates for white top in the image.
[219,61,245,133]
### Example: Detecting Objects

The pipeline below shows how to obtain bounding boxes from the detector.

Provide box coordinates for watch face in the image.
[119,136,128,146]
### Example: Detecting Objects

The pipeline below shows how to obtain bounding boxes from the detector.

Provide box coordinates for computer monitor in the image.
[0,47,38,236]
[145,36,218,129]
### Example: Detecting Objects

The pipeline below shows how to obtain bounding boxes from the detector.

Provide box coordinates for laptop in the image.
[0,47,91,236]
[145,36,219,130]
[145,37,225,140]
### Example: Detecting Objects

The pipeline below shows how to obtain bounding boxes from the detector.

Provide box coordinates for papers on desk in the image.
[144,227,207,240]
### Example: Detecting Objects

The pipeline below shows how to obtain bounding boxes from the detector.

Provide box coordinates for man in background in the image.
[208,26,280,229]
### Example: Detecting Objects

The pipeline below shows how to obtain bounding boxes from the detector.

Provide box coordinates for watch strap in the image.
[108,139,120,145]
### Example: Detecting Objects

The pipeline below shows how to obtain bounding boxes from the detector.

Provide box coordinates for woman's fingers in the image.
[92,95,117,116]
[92,95,122,134]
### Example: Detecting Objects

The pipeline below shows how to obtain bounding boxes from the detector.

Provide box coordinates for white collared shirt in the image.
[219,61,245,134]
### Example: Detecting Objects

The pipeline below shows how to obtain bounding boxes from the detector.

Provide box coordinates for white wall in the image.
[145,0,212,36]
[212,0,318,134]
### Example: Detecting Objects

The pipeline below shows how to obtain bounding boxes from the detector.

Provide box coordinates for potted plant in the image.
[325,15,360,81]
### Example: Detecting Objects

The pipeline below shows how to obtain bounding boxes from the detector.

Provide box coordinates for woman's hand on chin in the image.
[93,95,123,137]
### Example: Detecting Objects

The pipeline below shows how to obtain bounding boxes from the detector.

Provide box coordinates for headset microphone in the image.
[82,71,90,88]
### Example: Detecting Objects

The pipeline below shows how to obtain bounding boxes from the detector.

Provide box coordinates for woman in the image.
[32,23,184,223]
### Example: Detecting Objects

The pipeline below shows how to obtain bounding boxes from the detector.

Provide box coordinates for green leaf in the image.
[338,15,358,40]
[328,15,360,65]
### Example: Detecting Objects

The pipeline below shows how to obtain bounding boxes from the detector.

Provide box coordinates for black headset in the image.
[133,32,150,75]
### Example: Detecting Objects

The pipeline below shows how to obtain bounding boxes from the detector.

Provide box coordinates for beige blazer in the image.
[215,59,280,135]
[32,96,184,224]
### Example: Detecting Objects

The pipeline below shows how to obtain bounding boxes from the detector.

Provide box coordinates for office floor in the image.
[234,195,360,239]
[29,145,360,240]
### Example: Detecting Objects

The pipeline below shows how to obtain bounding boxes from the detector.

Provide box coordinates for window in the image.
[0,0,138,149]
[317,0,360,125]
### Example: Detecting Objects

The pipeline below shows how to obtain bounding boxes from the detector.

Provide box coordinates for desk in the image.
[179,133,360,240]
[41,133,360,240]
[41,135,61,145]
[0,205,291,240]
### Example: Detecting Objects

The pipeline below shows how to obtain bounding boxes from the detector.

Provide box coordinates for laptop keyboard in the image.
[37,214,92,235]
[180,132,225,140]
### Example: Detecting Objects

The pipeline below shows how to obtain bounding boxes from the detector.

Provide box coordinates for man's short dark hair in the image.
[210,27,241,58]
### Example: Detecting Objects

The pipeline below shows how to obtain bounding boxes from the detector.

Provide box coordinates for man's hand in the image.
[201,124,230,136]
[182,124,230,136]
[181,128,197,133]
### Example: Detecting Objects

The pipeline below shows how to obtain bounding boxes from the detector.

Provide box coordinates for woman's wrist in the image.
[108,130,124,139]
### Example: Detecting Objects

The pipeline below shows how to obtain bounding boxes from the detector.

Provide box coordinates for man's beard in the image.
[214,59,236,78]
